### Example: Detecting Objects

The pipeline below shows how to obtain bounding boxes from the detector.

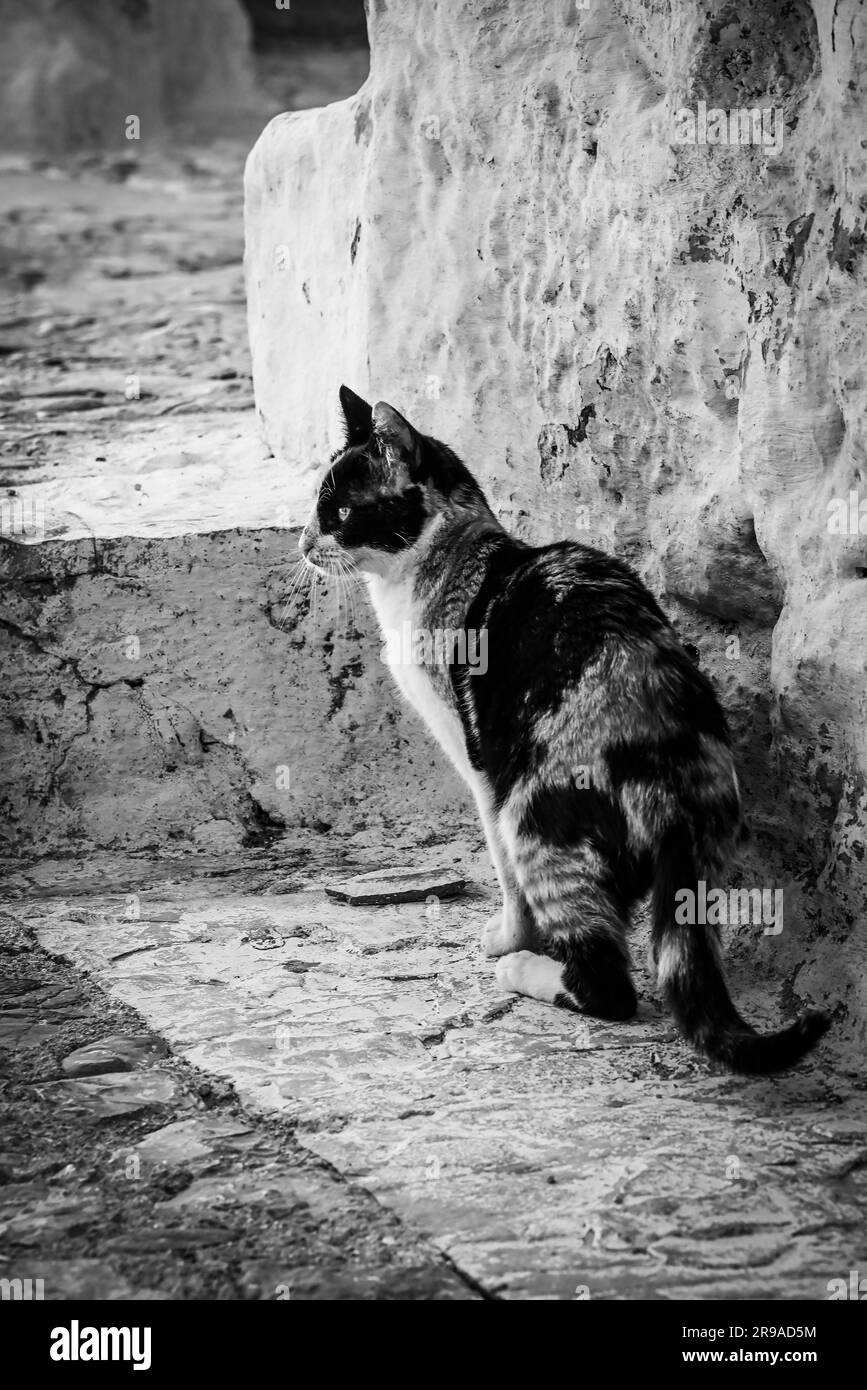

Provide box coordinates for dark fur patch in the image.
[445,539,718,811]
[517,784,653,912]
[317,450,427,553]
[605,733,702,788]
[551,934,638,1021]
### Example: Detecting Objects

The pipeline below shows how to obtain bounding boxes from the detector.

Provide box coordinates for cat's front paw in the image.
[481,911,513,959]
[481,906,534,957]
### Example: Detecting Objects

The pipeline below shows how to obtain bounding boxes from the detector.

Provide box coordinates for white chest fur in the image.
[366,572,475,785]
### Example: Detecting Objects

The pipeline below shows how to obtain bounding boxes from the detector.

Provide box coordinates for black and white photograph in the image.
[1,0,865,1348]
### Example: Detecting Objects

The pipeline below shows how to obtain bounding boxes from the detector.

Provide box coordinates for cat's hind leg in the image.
[495,930,636,1019]
[494,950,570,1005]
[495,927,636,1020]
[495,788,638,1020]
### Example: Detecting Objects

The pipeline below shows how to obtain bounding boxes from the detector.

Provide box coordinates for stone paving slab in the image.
[325,867,467,905]
[11,847,867,1300]
[0,153,312,542]
[0,909,477,1299]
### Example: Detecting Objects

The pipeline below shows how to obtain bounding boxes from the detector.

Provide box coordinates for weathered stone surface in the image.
[326,867,466,906]
[103,1227,239,1254]
[244,0,867,1051]
[0,918,475,1299]
[41,1070,181,1120]
[0,527,473,857]
[0,1191,100,1245]
[0,1013,63,1049]
[133,1115,256,1170]
[0,912,36,954]
[0,1259,168,1301]
[0,0,265,156]
[62,1033,168,1077]
[28,862,867,1299]
[163,1170,321,1215]
[0,147,311,546]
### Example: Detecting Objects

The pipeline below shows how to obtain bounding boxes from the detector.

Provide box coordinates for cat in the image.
[299,384,830,1073]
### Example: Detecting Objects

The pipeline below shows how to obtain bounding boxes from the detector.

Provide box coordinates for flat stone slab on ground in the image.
[325,867,466,906]
[133,1115,257,1170]
[41,1070,181,1120]
[62,1033,168,1077]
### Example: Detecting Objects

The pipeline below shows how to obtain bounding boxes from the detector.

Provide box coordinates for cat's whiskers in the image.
[275,558,314,632]
[332,551,361,632]
[307,552,358,635]
[332,560,347,632]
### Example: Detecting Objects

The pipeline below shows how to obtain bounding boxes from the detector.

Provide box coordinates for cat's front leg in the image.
[472,783,536,957]
[482,897,536,958]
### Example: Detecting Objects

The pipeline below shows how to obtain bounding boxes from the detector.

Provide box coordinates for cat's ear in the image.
[339,385,373,446]
[372,401,417,466]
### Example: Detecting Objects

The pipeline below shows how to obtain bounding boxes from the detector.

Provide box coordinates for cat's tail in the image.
[652,826,830,1073]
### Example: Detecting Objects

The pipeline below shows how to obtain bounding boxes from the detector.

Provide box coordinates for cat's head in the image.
[299,386,487,577]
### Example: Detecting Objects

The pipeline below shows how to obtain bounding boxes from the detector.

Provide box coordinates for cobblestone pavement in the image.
[3,843,866,1301]
[0,900,477,1300]
[0,145,304,541]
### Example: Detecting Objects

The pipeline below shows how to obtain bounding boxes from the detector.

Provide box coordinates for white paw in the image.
[494,951,563,1004]
[494,950,536,991]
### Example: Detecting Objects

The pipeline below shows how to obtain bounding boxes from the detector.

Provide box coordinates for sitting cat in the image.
[299,385,830,1072]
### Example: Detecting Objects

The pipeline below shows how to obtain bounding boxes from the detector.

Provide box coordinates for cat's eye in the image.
[338,506,351,522]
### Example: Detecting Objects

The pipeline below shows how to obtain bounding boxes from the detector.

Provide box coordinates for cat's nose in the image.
[299,528,313,556]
